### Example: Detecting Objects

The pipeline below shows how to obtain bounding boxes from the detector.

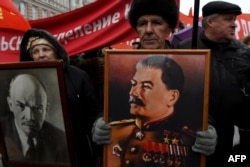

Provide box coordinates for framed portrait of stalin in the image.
[103,49,211,167]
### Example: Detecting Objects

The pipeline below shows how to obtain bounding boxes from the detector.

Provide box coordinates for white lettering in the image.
[241,155,246,162]
[56,33,68,44]
[112,12,120,23]
[239,19,249,37]
[65,30,74,40]
[9,36,18,50]
[16,36,22,50]
[53,11,122,45]
[1,37,9,51]
[228,155,247,162]
[92,20,102,31]
[74,26,84,38]
[101,16,111,28]
[83,24,92,34]
[124,3,131,20]
[0,36,21,51]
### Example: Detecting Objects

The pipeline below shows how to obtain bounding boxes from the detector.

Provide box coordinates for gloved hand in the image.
[192,124,217,156]
[92,117,111,145]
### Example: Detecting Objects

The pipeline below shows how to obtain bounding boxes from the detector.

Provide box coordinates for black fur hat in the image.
[128,0,179,30]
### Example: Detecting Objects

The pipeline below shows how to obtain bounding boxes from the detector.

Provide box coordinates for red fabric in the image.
[0,0,30,31]
[0,29,23,62]
[0,0,31,63]
[29,0,138,56]
[1,0,250,63]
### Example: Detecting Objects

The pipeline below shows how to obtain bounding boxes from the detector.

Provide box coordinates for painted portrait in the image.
[104,49,210,167]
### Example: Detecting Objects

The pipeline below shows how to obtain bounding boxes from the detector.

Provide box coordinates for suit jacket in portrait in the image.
[0,115,70,164]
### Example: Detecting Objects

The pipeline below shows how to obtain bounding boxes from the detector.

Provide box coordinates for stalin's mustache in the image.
[128,96,145,106]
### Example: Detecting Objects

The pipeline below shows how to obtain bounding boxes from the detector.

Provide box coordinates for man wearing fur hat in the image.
[176,1,250,166]
[92,0,217,166]
[127,0,179,49]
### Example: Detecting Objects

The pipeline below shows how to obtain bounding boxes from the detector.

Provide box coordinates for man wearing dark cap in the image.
[92,0,218,166]
[176,1,250,167]
[202,1,242,17]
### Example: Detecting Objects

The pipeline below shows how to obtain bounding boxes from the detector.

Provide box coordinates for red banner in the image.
[30,0,138,56]
[1,0,250,63]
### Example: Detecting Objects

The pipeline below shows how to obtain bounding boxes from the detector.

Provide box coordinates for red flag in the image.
[188,7,193,17]
[0,0,31,63]
[0,0,30,31]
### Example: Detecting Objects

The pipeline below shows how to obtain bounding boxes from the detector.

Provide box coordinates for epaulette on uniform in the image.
[181,125,197,138]
[109,119,135,126]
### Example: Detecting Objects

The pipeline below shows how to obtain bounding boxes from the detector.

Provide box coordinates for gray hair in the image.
[202,14,220,28]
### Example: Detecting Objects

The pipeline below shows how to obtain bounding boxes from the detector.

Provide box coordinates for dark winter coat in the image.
[19,28,100,167]
[176,31,250,166]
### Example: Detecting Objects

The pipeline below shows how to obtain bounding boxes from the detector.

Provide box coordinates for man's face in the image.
[129,67,179,122]
[31,44,57,62]
[7,76,47,137]
[136,15,171,49]
[208,14,238,42]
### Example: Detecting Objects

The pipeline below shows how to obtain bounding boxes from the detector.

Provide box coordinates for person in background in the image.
[178,21,185,30]
[241,35,250,48]
[2,74,69,163]
[75,48,105,111]
[92,0,217,165]
[19,28,100,167]
[176,1,250,166]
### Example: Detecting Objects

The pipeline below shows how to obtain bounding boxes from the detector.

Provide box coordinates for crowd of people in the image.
[0,0,250,167]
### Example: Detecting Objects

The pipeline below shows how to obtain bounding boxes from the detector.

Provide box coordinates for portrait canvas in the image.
[0,61,75,167]
[103,49,211,167]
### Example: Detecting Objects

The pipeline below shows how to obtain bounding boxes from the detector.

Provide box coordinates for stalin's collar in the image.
[135,112,175,131]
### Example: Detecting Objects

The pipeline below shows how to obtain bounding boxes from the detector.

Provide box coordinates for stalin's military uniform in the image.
[107,113,200,167]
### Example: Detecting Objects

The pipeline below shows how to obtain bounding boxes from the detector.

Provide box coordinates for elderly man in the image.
[92,0,217,165]
[127,0,178,49]
[176,1,250,166]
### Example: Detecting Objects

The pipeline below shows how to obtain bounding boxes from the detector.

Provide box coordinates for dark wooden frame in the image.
[103,49,211,167]
[0,60,76,167]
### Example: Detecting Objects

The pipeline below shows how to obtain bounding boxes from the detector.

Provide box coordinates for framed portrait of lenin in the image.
[0,60,76,167]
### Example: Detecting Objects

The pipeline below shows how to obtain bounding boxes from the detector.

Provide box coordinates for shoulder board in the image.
[181,125,196,138]
[109,119,135,126]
